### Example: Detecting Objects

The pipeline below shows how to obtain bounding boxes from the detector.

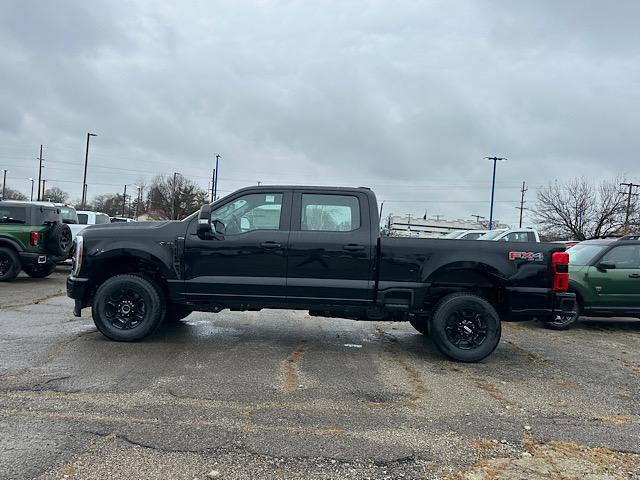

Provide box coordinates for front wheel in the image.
[429,293,501,362]
[92,274,165,341]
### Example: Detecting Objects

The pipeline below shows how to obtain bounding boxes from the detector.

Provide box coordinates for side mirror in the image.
[597,261,616,271]
[197,204,212,239]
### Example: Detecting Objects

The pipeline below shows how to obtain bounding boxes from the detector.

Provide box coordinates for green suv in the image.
[543,235,640,329]
[0,201,72,281]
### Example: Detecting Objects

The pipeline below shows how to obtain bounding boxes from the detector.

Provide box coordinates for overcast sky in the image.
[1,0,639,225]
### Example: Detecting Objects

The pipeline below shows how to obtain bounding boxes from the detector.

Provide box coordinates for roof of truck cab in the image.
[230,185,373,192]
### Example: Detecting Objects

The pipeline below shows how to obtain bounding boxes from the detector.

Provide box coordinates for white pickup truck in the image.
[76,211,111,235]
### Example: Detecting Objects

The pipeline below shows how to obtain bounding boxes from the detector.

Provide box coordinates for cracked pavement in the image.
[1,266,639,479]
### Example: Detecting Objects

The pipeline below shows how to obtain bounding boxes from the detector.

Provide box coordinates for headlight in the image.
[71,235,83,276]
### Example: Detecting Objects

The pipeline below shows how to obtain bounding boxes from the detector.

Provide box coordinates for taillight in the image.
[552,251,570,292]
[30,231,39,246]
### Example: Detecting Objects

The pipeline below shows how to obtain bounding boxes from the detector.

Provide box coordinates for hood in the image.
[79,220,187,240]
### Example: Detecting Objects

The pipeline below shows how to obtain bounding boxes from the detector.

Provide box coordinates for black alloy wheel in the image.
[92,274,165,341]
[430,292,501,362]
[444,308,489,350]
[104,286,147,330]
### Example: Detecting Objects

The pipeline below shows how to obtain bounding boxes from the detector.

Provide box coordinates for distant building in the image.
[386,214,508,238]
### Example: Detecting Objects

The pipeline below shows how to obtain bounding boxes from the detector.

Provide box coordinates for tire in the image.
[0,247,21,282]
[92,274,165,341]
[542,302,581,330]
[409,315,429,335]
[47,223,72,257]
[165,303,193,323]
[429,292,502,363]
[23,263,57,278]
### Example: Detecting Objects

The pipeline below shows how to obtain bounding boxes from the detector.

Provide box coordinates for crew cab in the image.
[67,186,575,362]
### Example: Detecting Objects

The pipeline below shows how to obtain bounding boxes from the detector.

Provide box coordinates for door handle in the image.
[343,244,365,252]
[260,241,281,249]
[629,273,640,278]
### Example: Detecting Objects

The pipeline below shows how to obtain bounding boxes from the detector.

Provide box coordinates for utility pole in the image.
[485,156,507,230]
[122,184,128,217]
[136,185,142,219]
[37,145,44,201]
[518,181,528,228]
[620,181,640,226]
[213,154,221,200]
[171,172,179,220]
[41,179,46,200]
[29,178,34,201]
[1,169,6,198]
[211,168,216,203]
[81,133,97,209]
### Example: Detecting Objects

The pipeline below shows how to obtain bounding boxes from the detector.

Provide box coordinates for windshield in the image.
[442,231,464,239]
[59,206,78,224]
[478,230,506,240]
[567,244,606,266]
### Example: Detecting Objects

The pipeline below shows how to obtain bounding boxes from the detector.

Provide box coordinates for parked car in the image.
[0,201,72,281]
[441,229,487,240]
[32,202,82,239]
[478,228,540,242]
[542,235,640,329]
[67,185,575,362]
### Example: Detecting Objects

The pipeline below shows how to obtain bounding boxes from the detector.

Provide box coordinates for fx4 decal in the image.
[509,251,544,261]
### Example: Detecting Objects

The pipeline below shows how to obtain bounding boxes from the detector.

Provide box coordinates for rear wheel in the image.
[92,274,165,341]
[0,247,20,282]
[542,302,581,330]
[23,263,57,278]
[429,292,501,362]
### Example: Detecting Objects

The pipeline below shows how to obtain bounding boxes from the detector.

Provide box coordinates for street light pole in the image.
[1,169,7,198]
[37,145,44,201]
[484,156,507,230]
[81,133,97,209]
[171,172,179,220]
[122,184,128,217]
[29,178,34,201]
[213,154,221,200]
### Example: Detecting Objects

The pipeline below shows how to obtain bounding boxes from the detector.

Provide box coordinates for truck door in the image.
[184,190,292,304]
[589,244,640,309]
[286,190,374,305]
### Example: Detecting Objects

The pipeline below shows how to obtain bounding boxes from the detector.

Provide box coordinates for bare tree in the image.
[42,186,69,203]
[534,177,631,240]
[146,175,208,220]
[1,186,28,201]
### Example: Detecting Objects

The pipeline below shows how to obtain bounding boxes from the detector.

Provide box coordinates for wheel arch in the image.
[0,237,23,253]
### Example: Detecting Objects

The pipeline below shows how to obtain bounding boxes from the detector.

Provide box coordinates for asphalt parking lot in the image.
[1,265,639,479]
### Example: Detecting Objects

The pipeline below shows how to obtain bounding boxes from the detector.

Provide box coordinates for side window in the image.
[502,232,529,242]
[601,245,640,269]
[528,232,537,242]
[77,214,88,224]
[0,207,26,224]
[96,214,111,224]
[301,194,360,232]
[211,193,283,235]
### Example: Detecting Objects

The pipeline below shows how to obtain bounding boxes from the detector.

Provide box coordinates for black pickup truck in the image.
[67,185,575,362]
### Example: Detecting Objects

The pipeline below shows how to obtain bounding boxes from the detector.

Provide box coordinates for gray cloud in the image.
[0,0,638,225]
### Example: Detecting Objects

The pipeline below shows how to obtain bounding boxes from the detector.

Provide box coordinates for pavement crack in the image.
[0,290,66,310]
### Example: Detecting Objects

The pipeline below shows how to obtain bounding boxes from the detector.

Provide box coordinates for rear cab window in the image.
[77,213,88,224]
[300,194,360,232]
